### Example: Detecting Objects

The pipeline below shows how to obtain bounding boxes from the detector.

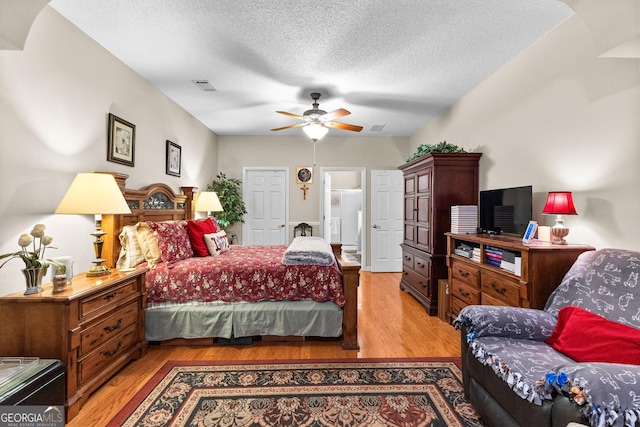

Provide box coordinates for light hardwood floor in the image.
[68,271,461,426]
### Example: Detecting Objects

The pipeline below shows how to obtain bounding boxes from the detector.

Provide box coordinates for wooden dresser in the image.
[399,152,481,315]
[446,232,594,321]
[0,269,147,421]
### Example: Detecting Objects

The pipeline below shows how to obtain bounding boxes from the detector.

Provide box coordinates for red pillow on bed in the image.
[546,306,640,364]
[187,218,217,257]
[147,220,194,263]
[209,216,221,233]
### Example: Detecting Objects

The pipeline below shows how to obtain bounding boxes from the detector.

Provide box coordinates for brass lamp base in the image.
[87,262,110,277]
[87,217,111,276]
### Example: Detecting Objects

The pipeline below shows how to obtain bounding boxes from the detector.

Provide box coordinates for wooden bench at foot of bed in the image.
[101,173,360,350]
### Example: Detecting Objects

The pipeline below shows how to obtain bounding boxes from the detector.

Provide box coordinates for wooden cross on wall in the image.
[300,184,309,200]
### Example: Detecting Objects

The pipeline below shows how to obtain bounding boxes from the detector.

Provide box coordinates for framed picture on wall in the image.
[107,113,135,167]
[166,140,181,177]
[296,167,313,184]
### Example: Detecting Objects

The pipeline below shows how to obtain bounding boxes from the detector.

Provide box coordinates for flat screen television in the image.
[479,185,532,236]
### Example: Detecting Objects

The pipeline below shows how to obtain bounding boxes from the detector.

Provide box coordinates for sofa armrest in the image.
[545,362,640,427]
[455,305,557,342]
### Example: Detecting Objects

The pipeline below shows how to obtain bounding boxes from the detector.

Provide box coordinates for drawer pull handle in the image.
[404,256,412,261]
[419,281,426,288]
[101,340,122,357]
[417,262,425,268]
[491,283,507,294]
[459,289,470,298]
[104,291,119,301]
[458,270,469,278]
[104,318,123,333]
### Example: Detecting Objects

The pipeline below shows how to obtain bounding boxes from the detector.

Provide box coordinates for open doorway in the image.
[320,167,366,268]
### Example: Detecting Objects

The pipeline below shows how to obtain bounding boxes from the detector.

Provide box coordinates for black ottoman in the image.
[0,358,65,406]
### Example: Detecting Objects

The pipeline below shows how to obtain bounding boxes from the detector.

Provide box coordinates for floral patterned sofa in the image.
[455,248,640,427]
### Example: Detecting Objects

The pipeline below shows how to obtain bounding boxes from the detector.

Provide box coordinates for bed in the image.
[101,173,360,349]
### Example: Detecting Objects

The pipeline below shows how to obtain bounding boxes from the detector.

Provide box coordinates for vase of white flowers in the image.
[0,224,65,295]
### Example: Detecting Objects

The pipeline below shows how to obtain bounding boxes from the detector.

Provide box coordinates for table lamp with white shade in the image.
[55,173,131,276]
[195,191,224,216]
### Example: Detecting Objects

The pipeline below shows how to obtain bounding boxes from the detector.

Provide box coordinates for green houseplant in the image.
[206,172,248,231]
[407,140,466,162]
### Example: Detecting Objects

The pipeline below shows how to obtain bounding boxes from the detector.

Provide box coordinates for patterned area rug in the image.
[108,358,484,427]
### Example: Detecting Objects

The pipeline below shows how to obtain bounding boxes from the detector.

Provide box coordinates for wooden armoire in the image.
[399,152,481,315]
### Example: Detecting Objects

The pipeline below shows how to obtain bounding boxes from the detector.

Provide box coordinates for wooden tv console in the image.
[446,232,594,322]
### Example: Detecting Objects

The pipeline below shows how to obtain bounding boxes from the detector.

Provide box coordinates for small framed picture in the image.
[166,140,181,177]
[522,220,538,244]
[296,167,313,184]
[107,113,135,167]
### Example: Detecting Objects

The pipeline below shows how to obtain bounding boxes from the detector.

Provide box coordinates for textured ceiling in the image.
[49,0,573,137]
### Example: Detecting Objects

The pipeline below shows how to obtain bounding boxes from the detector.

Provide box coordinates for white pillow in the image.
[204,231,229,256]
[116,225,146,269]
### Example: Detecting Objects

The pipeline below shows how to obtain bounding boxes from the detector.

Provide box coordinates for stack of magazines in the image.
[451,205,478,234]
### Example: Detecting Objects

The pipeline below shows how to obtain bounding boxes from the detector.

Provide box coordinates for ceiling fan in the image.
[271,92,363,140]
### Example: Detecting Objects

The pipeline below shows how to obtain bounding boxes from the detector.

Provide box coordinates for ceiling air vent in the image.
[370,124,385,132]
[192,80,217,91]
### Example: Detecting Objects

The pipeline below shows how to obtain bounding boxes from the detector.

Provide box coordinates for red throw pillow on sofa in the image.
[187,218,218,257]
[546,306,640,365]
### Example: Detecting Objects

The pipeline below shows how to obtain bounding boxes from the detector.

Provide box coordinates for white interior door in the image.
[371,170,404,272]
[243,168,288,245]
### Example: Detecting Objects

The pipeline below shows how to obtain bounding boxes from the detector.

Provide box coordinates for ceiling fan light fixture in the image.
[303,123,329,141]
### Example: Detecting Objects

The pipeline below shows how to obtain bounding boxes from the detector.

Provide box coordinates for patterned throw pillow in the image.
[204,230,230,256]
[186,218,217,257]
[147,220,194,263]
[135,222,162,266]
[116,224,145,269]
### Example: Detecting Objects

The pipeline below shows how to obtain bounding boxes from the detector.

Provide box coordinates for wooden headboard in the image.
[101,173,196,268]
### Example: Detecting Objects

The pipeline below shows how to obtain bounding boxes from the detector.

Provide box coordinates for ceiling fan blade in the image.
[276,111,305,120]
[325,122,363,132]
[270,122,307,132]
[322,108,351,121]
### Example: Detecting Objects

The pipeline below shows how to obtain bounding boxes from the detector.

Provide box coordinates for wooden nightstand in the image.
[0,269,147,421]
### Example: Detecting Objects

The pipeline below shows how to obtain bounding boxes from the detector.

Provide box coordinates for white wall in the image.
[411,10,639,251]
[0,7,218,294]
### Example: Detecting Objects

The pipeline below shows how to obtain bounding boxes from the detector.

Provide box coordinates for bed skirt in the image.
[145,300,343,342]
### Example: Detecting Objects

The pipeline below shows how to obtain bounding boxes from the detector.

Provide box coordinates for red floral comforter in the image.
[144,245,345,307]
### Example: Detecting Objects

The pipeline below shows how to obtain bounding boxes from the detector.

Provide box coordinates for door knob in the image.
[372,224,381,229]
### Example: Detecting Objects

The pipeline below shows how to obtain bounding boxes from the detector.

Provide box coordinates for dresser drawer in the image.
[481,271,520,306]
[450,279,479,305]
[402,252,414,269]
[413,254,430,275]
[402,268,429,296]
[481,292,510,307]
[450,260,479,287]
[80,300,139,357]
[450,295,467,317]
[80,280,137,319]
[78,324,139,385]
